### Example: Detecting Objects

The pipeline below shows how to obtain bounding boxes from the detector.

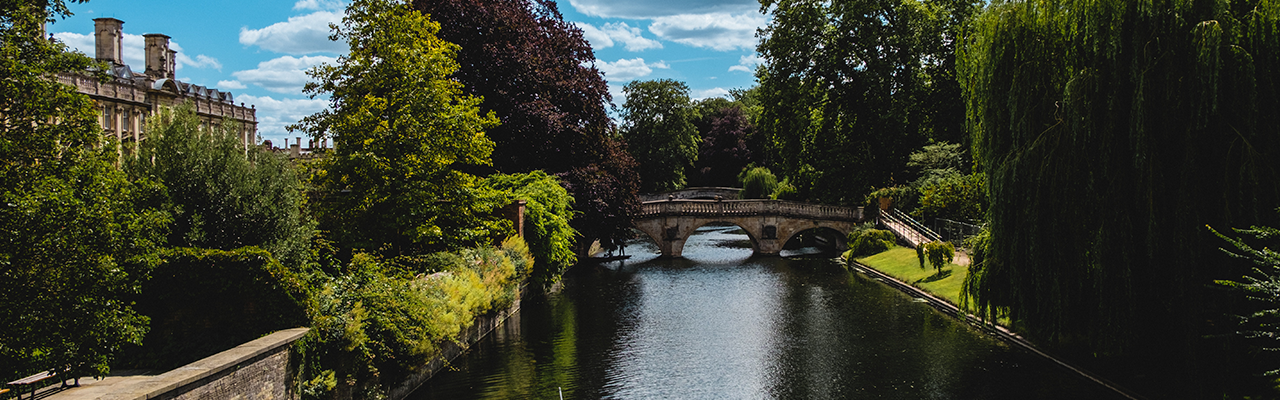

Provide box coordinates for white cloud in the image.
[239,11,346,55]
[729,53,764,72]
[595,58,670,82]
[232,55,336,94]
[575,22,662,51]
[216,80,247,90]
[568,0,757,19]
[693,87,730,100]
[238,94,330,141]
[53,32,221,72]
[649,12,766,51]
[293,0,345,11]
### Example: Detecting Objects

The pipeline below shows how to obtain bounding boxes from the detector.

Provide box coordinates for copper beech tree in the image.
[415,0,640,252]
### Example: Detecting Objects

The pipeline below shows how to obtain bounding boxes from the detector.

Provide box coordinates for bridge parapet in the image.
[639,187,742,202]
[638,199,862,222]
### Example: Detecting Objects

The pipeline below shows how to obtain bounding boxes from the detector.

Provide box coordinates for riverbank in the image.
[851,246,1143,400]
[855,247,969,305]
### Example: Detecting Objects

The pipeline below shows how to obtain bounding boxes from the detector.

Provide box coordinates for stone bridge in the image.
[633,198,865,257]
[638,187,742,202]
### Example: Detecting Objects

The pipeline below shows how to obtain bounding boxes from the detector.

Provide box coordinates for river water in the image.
[409,224,1123,399]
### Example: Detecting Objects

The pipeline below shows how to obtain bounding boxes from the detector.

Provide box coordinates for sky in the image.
[50,0,769,146]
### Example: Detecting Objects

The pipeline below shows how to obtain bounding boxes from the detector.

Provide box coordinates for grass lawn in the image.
[856,247,968,307]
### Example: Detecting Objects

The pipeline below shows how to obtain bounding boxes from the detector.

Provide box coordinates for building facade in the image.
[55,18,257,153]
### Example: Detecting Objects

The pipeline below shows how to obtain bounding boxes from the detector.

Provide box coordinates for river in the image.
[408,224,1124,399]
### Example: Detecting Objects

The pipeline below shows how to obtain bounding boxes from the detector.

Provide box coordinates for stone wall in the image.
[385,297,523,400]
[47,328,308,400]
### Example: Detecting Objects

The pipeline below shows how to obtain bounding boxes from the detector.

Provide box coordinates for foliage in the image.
[0,0,169,381]
[923,241,955,271]
[907,141,966,181]
[121,247,311,369]
[299,240,525,399]
[865,185,919,213]
[1213,223,1280,378]
[917,245,927,270]
[690,102,755,187]
[559,139,641,252]
[756,0,978,205]
[771,178,799,200]
[414,0,641,250]
[961,1,1280,395]
[739,166,779,199]
[915,172,985,223]
[620,79,701,193]
[848,229,897,257]
[127,104,315,268]
[484,171,577,287]
[295,0,505,258]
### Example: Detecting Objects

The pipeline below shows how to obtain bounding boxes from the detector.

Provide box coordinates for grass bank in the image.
[855,246,968,306]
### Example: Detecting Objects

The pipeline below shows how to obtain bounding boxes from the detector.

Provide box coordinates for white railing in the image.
[878,208,939,248]
[637,199,862,221]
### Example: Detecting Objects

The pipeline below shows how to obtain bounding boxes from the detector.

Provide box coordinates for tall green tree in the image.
[620,79,700,193]
[0,0,168,380]
[414,0,642,252]
[295,0,505,257]
[961,0,1280,396]
[756,0,977,204]
[127,104,314,267]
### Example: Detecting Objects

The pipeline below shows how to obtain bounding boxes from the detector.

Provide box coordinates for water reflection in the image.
[410,224,1123,399]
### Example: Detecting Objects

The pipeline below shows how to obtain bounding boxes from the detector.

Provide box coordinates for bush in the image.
[298,240,528,399]
[121,247,312,370]
[771,178,798,200]
[865,185,919,212]
[915,172,986,223]
[484,172,577,288]
[739,166,779,199]
[848,229,896,257]
[923,241,955,271]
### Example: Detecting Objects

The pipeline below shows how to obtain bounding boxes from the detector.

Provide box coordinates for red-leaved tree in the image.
[415,0,640,252]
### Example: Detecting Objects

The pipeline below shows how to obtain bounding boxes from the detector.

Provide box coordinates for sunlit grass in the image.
[856,246,968,307]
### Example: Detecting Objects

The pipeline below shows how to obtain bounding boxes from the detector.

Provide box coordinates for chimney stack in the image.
[167,49,177,79]
[93,18,124,65]
[144,33,174,80]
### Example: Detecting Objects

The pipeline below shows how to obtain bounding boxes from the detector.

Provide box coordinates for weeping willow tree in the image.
[961,0,1280,393]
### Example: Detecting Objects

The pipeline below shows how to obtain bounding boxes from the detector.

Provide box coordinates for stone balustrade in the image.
[638,199,862,222]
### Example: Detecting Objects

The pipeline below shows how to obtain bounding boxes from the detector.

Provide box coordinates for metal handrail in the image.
[878,208,927,246]
[891,208,942,242]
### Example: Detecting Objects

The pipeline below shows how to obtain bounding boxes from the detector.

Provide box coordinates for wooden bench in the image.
[7,369,77,399]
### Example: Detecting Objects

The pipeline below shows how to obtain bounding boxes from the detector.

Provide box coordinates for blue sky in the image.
[50,0,768,145]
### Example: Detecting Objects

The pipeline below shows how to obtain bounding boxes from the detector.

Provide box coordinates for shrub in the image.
[739,166,779,199]
[915,172,986,223]
[771,178,798,200]
[923,241,955,271]
[484,172,576,288]
[848,229,896,257]
[122,247,312,370]
[299,241,528,399]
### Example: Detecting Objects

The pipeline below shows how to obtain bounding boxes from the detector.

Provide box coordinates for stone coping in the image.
[47,328,309,400]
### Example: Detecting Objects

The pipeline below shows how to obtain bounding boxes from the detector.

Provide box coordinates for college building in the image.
[54,18,258,153]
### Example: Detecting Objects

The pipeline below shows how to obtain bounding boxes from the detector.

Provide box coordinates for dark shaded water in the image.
[409,225,1123,399]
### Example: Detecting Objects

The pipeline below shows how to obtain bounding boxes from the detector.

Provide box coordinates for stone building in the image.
[54,18,257,153]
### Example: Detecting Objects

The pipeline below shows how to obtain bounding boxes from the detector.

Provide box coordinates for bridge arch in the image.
[633,218,765,258]
[631,197,864,258]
